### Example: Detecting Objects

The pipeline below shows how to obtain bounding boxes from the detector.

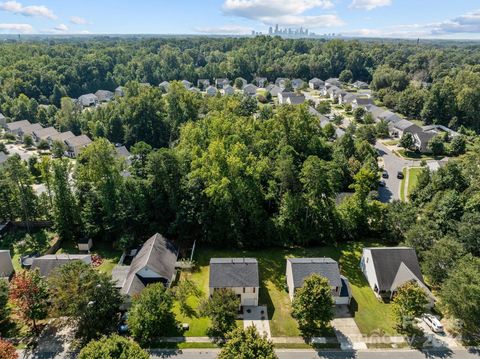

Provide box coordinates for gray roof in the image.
[95,90,114,102]
[309,77,324,84]
[266,84,283,96]
[181,80,192,88]
[0,250,14,278]
[365,105,385,120]
[33,127,59,140]
[243,84,258,94]
[31,254,91,277]
[326,78,341,86]
[121,233,178,296]
[379,111,402,123]
[355,97,374,106]
[65,135,92,149]
[0,151,8,165]
[159,81,170,89]
[343,93,357,104]
[209,258,259,288]
[6,120,31,131]
[367,247,424,292]
[288,258,342,290]
[115,145,131,159]
[280,92,305,105]
[20,123,42,136]
[78,94,98,107]
[392,119,416,131]
[49,131,75,143]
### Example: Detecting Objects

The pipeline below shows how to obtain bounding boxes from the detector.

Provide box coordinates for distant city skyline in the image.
[0,1,479,39]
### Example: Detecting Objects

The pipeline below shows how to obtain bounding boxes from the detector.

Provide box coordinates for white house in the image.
[209,258,259,307]
[278,92,305,105]
[113,233,178,301]
[360,247,434,305]
[286,258,351,305]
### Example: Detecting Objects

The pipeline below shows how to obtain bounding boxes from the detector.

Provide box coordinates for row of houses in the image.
[1,119,92,157]
[76,88,123,108]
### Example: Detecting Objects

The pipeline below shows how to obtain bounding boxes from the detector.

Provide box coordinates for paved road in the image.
[148,348,480,359]
[20,348,480,359]
[375,142,418,203]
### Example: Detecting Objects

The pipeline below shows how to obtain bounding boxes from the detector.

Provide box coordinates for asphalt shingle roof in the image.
[368,247,424,292]
[288,258,342,289]
[31,254,91,277]
[209,258,259,288]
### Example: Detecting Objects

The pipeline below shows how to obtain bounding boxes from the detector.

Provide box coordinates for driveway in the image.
[243,305,271,338]
[417,320,461,349]
[332,305,367,350]
[375,142,419,203]
[5,143,38,161]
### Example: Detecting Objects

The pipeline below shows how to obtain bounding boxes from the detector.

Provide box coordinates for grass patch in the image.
[182,241,396,337]
[396,149,442,160]
[57,239,122,275]
[399,168,407,202]
[148,342,218,349]
[407,167,423,195]
[382,140,399,146]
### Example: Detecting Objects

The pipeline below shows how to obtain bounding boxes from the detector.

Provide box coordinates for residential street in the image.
[375,142,418,203]
[146,348,480,359]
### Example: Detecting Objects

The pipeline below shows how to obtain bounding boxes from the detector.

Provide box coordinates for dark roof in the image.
[121,233,178,296]
[209,258,259,288]
[355,97,374,106]
[31,254,91,277]
[368,247,424,292]
[288,258,342,289]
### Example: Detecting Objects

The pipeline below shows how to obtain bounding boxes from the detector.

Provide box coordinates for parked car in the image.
[379,180,386,187]
[382,171,389,179]
[397,171,404,179]
[422,314,444,333]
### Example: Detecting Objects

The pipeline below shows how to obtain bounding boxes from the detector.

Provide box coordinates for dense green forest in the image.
[1,36,480,130]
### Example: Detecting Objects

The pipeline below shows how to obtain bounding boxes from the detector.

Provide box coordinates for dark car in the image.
[397,171,404,179]
[379,180,386,187]
[382,171,389,179]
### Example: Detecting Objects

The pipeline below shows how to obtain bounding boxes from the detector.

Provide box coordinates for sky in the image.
[0,0,479,39]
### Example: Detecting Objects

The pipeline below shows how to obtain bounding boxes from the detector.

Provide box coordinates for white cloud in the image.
[0,22,33,33]
[222,0,342,28]
[194,25,253,35]
[0,1,56,19]
[349,0,391,10]
[70,16,87,25]
[345,9,480,38]
[54,23,68,32]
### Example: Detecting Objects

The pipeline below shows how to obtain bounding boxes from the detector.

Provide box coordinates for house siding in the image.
[360,249,379,292]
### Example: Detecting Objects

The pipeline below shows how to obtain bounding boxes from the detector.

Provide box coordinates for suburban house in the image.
[422,124,459,138]
[275,77,288,89]
[32,127,59,144]
[215,78,229,89]
[254,77,267,88]
[205,85,218,96]
[352,81,369,89]
[412,130,436,153]
[221,85,235,96]
[324,86,342,100]
[181,80,192,89]
[95,90,114,103]
[309,78,324,89]
[115,145,132,164]
[266,84,283,97]
[352,97,374,108]
[389,119,419,138]
[278,92,305,105]
[48,131,75,146]
[209,258,259,307]
[30,254,92,277]
[115,86,125,97]
[113,233,178,301]
[188,87,200,93]
[65,134,92,158]
[378,110,402,124]
[325,78,341,87]
[286,258,351,305]
[159,81,170,91]
[78,94,98,107]
[291,78,304,90]
[338,92,357,105]
[4,120,31,135]
[197,79,210,89]
[0,250,14,279]
[243,84,258,96]
[360,247,434,304]
[18,123,43,140]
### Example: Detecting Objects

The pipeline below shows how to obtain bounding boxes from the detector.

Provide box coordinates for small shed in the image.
[78,238,93,252]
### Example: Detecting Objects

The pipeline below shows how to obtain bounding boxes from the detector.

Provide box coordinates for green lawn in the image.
[57,239,122,275]
[400,167,423,202]
[175,241,397,337]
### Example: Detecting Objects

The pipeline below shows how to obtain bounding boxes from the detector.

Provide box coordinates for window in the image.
[253,287,255,293]
[243,287,245,293]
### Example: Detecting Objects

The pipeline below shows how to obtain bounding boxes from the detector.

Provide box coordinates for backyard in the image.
[400,167,423,201]
[172,240,397,338]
